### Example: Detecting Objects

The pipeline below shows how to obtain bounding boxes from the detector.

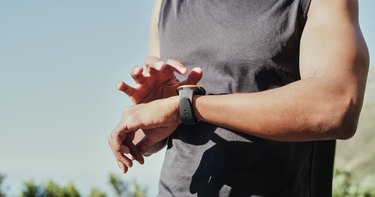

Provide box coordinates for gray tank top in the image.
[158,0,335,196]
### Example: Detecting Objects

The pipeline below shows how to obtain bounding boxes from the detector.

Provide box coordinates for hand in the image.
[108,96,180,174]
[117,56,203,104]
[115,57,202,156]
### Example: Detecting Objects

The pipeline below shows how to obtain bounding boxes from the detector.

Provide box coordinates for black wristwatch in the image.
[176,85,206,125]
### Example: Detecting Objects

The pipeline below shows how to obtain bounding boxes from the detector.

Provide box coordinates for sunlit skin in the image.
[109,56,203,172]
[108,0,369,174]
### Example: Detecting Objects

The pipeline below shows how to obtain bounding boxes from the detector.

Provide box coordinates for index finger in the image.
[108,134,134,170]
[164,59,188,75]
[145,57,188,75]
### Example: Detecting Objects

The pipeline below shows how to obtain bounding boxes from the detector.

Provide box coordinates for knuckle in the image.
[130,66,137,74]
[130,66,141,76]
[166,59,180,66]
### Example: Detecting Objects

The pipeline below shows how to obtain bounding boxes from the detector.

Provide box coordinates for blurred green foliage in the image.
[0,174,6,197]
[18,180,80,197]
[333,169,375,197]
[109,174,127,197]
[19,181,41,197]
[0,173,146,197]
[108,174,146,197]
[1,170,374,196]
[87,188,106,197]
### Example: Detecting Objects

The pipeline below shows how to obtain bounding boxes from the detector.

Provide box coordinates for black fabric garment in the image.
[157,0,335,196]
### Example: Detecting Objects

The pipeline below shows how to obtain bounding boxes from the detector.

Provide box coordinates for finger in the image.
[110,129,130,157]
[145,57,177,75]
[165,59,188,75]
[129,145,145,165]
[181,67,203,85]
[148,64,158,76]
[153,61,186,76]
[110,141,131,171]
[143,56,162,77]
[117,161,128,174]
[110,140,127,173]
[124,132,144,164]
[110,123,135,169]
[110,135,130,154]
[118,145,130,153]
[144,56,162,66]
[130,66,145,84]
[145,57,187,76]
[136,137,154,155]
[116,152,133,168]
[142,64,151,77]
[110,136,133,168]
[117,81,136,97]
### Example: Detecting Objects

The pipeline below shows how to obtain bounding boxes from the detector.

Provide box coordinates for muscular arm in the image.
[110,0,369,172]
[191,0,369,141]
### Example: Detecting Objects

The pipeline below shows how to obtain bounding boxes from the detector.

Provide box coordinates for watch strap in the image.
[179,97,197,125]
[178,85,205,125]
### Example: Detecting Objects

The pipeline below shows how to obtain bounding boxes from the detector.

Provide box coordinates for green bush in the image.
[0,172,147,197]
[87,188,106,197]
[0,174,6,197]
[333,169,375,197]
[108,173,147,197]
[19,180,42,197]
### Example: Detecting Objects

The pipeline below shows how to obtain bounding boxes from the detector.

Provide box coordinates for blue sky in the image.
[0,1,374,196]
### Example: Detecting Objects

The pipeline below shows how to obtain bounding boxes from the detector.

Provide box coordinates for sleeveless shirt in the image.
[158,0,335,196]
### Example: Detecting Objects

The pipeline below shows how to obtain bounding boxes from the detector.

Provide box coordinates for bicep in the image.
[300,0,368,83]
[147,0,162,57]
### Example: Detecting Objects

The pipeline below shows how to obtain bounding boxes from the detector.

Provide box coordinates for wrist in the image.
[192,95,204,121]
[177,85,206,125]
[168,96,182,124]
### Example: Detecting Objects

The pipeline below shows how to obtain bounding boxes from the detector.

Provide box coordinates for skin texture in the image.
[108,0,369,174]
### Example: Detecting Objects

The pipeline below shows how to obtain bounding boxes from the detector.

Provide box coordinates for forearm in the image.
[192,77,363,142]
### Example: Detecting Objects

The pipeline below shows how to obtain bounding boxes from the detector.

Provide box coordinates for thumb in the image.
[181,67,203,85]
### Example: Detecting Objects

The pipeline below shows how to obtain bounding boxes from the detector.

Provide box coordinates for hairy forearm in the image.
[192,77,363,142]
